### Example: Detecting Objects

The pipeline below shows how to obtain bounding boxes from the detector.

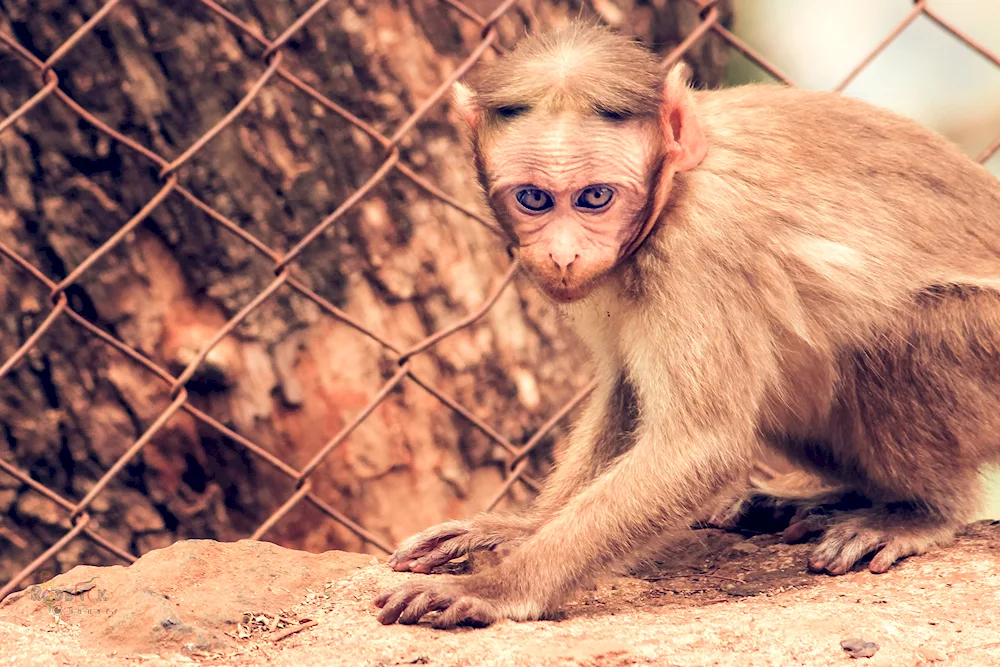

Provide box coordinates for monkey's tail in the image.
[748,464,846,504]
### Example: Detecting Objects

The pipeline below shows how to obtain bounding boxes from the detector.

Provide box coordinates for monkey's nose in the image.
[549,252,579,274]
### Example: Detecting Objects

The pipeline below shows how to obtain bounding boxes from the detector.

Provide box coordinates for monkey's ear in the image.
[660,63,707,172]
[452,82,480,129]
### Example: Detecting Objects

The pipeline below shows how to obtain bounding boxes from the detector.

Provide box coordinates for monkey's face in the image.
[482,113,666,303]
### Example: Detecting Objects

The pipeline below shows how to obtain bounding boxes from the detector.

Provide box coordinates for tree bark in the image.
[0,0,731,584]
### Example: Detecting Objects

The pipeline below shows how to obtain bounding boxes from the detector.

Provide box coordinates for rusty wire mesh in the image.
[1,0,999,601]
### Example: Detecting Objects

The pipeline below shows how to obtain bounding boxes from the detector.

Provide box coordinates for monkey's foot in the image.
[387,520,528,574]
[783,507,960,576]
[375,576,538,628]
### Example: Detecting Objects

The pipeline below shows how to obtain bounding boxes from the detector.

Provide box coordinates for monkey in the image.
[375,21,1000,629]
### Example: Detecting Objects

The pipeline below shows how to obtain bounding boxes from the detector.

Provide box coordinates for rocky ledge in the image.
[1,522,998,666]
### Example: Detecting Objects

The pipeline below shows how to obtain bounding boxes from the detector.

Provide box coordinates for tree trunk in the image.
[0,0,731,586]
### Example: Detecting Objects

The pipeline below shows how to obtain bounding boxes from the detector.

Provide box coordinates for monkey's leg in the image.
[375,422,752,627]
[781,451,982,575]
[388,377,634,574]
[774,448,980,577]
[768,448,979,575]
[785,285,1000,575]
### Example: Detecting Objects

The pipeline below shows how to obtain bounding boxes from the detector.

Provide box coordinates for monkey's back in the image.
[693,84,1000,242]
[680,85,1000,331]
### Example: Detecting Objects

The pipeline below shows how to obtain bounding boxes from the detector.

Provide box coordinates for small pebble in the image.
[729,542,761,554]
[917,646,947,662]
[841,637,879,659]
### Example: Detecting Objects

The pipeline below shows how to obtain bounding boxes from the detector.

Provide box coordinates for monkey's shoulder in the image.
[689,84,1000,223]
[695,84,956,153]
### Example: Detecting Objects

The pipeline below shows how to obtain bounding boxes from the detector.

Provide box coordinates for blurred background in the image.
[1,0,998,594]
[729,0,1000,173]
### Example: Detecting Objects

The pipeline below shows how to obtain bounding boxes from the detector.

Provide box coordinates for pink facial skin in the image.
[485,113,662,302]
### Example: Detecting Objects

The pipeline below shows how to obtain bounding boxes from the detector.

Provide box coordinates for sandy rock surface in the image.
[1,523,998,666]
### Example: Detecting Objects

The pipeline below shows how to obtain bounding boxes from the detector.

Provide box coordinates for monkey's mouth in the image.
[523,267,598,303]
[541,282,589,304]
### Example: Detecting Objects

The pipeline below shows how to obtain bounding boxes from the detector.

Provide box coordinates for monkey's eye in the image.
[597,108,627,121]
[497,105,528,119]
[515,188,554,212]
[575,186,614,210]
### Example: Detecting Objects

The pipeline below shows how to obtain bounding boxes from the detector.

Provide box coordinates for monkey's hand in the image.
[387,518,530,574]
[375,572,538,628]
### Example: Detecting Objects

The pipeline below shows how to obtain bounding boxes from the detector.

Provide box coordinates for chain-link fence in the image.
[2,0,999,601]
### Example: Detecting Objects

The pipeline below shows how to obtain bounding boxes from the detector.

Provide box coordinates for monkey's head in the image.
[454,23,707,303]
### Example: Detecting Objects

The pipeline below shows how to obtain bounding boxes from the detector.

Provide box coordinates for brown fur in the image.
[472,21,664,119]
[376,22,1000,628]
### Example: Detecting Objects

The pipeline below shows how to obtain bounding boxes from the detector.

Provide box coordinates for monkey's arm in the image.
[377,270,776,625]
[388,377,624,573]
[376,417,757,627]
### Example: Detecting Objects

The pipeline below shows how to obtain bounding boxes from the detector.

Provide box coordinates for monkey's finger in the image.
[391,559,421,572]
[824,536,884,576]
[810,528,883,575]
[376,587,425,624]
[374,586,399,608]
[390,543,445,569]
[782,518,826,543]
[389,525,470,567]
[431,597,476,630]
[397,591,450,625]
[461,604,496,628]
[788,506,815,525]
[389,541,440,567]
[807,529,854,573]
[868,547,903,574]
[409,557,450,574]
[868,538,921,574]
[409,542,472,573]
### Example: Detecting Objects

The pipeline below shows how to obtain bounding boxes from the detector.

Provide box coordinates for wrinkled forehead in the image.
[481,113,664,191]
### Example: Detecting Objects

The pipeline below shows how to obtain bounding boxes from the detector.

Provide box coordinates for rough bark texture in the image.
[0,0,731,585]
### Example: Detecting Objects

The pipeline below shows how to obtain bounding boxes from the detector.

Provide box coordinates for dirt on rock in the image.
[0,539,373,657]
[1,522,998,666]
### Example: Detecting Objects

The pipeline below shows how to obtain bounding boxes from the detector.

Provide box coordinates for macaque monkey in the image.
[375,22,1000,628]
